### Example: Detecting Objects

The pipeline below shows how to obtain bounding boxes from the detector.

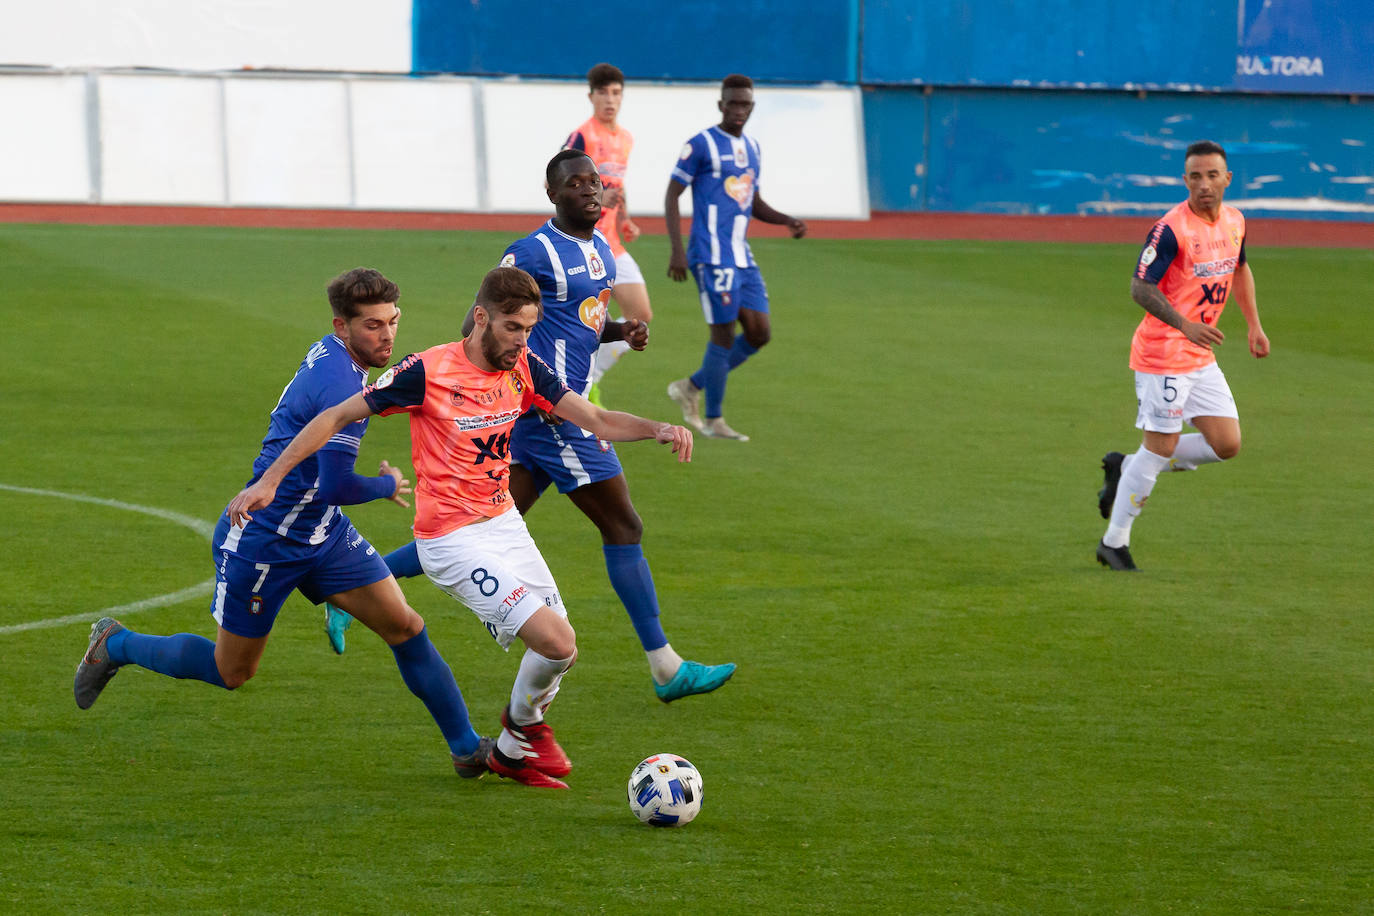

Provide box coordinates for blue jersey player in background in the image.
[74,268,492,778]
[665,73,807,442]
[330,151,734,703]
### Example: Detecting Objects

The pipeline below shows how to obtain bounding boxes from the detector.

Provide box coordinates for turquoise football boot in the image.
[654,660,736,703]
[324,603,353,655]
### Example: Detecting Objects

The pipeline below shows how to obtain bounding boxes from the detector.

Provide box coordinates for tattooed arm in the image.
[1130,277,1224,348]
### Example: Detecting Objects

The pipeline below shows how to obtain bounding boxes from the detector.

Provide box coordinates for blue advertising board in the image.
[864,87,1374,219]
[1234,0,1374,94]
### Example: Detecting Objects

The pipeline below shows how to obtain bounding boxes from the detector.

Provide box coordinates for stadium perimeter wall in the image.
[3,0,1371,220]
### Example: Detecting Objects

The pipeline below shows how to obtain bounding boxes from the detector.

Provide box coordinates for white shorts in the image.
[417,507,566,650]
[614,249,645,286]
[1134,363,1238,433]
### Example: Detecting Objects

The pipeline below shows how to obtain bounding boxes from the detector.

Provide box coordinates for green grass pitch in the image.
[2,223,1371,913]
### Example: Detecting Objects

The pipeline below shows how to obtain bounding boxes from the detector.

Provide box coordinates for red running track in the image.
[1,203,1369,248]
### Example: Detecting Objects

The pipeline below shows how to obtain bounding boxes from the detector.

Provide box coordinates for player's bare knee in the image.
[542,620,577,661]
[218,664,255,690]
[601,513,643,544]
[746,329,770,349]
[1215,438,1241,460]
[389,608,426,642]
[547,632,577,662]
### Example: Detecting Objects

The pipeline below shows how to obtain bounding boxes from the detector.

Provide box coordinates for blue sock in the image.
[727,333,758,370]
[384,541,423,579]
[107,629,228,688]
[390,627,480,756]
[603,544,668,651]
[690,342,731,419]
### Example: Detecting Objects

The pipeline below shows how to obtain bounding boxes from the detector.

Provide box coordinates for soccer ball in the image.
[627,753,703,826]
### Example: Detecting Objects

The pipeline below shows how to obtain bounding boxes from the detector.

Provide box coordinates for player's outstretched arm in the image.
[552,392,693,462]
[1231,262,1269,358]
[226,392,377,526]
[753,194,807,238]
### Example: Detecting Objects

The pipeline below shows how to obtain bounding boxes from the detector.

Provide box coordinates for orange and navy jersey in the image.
[566,117,633,256]
[362,342,567,538]
[1130,200,1247,374]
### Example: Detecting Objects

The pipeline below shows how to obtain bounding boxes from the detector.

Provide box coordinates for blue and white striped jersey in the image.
[223,333,370,557]
[670,126,762,270]
[499,220,616,396]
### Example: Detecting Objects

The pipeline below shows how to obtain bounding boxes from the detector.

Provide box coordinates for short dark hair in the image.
[721,74,753,92]
[587,62,624,91]
[326,268,399,320]
[476,266,542,319]
[1185,140,1227,164]
[546,148,594,188]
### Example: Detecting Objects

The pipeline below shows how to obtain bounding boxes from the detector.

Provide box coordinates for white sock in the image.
[1168,433,1223,471]
[588,340,632,386]
[509,649,574,726]
[647,644,684,685]
[1103,446,1171,548]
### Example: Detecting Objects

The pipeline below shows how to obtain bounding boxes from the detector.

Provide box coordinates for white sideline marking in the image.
[0,483,217,635]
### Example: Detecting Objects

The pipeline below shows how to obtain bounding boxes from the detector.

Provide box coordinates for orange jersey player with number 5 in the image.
[226,266,694,788]
[1095,140,1271,571]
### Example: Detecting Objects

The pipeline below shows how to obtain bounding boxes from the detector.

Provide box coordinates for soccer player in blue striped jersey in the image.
[73,269,491,777]
[664,73,807,442]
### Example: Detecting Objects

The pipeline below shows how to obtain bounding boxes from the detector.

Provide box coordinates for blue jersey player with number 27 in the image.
[74,268,493,779]
[665,73,807,442]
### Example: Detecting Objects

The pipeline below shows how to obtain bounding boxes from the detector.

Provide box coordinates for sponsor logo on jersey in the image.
[578,288,612,335]
[500,585,529,611]
[598,160,627,181]
[1139,245,1157,267]
[724,171,755,207]
[454,408,523,431]
[1193,257,1238,279]
[567,265,586,276]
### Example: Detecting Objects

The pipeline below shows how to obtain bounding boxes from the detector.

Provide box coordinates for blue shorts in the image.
[510,411,622,496]
[691,264,769,325]
[208,514,391,638]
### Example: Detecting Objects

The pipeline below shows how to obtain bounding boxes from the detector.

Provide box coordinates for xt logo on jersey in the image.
[1198,281,1230,305]
[473,431,510,464]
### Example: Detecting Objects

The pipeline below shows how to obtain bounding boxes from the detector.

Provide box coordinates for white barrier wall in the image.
[0,70,868,218]
[3,0,410,72]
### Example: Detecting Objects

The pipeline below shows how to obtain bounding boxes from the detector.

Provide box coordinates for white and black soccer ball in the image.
[627,754,703,826]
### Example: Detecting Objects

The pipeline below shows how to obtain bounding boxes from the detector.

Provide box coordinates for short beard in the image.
[481,324,517,370]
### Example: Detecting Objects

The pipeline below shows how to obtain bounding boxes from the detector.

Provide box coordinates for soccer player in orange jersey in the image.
[564,62,650,403]
[1096,140,1270,571]
[227,267,693,787]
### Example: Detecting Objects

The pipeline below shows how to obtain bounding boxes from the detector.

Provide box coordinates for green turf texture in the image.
[2,223,1371,914]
